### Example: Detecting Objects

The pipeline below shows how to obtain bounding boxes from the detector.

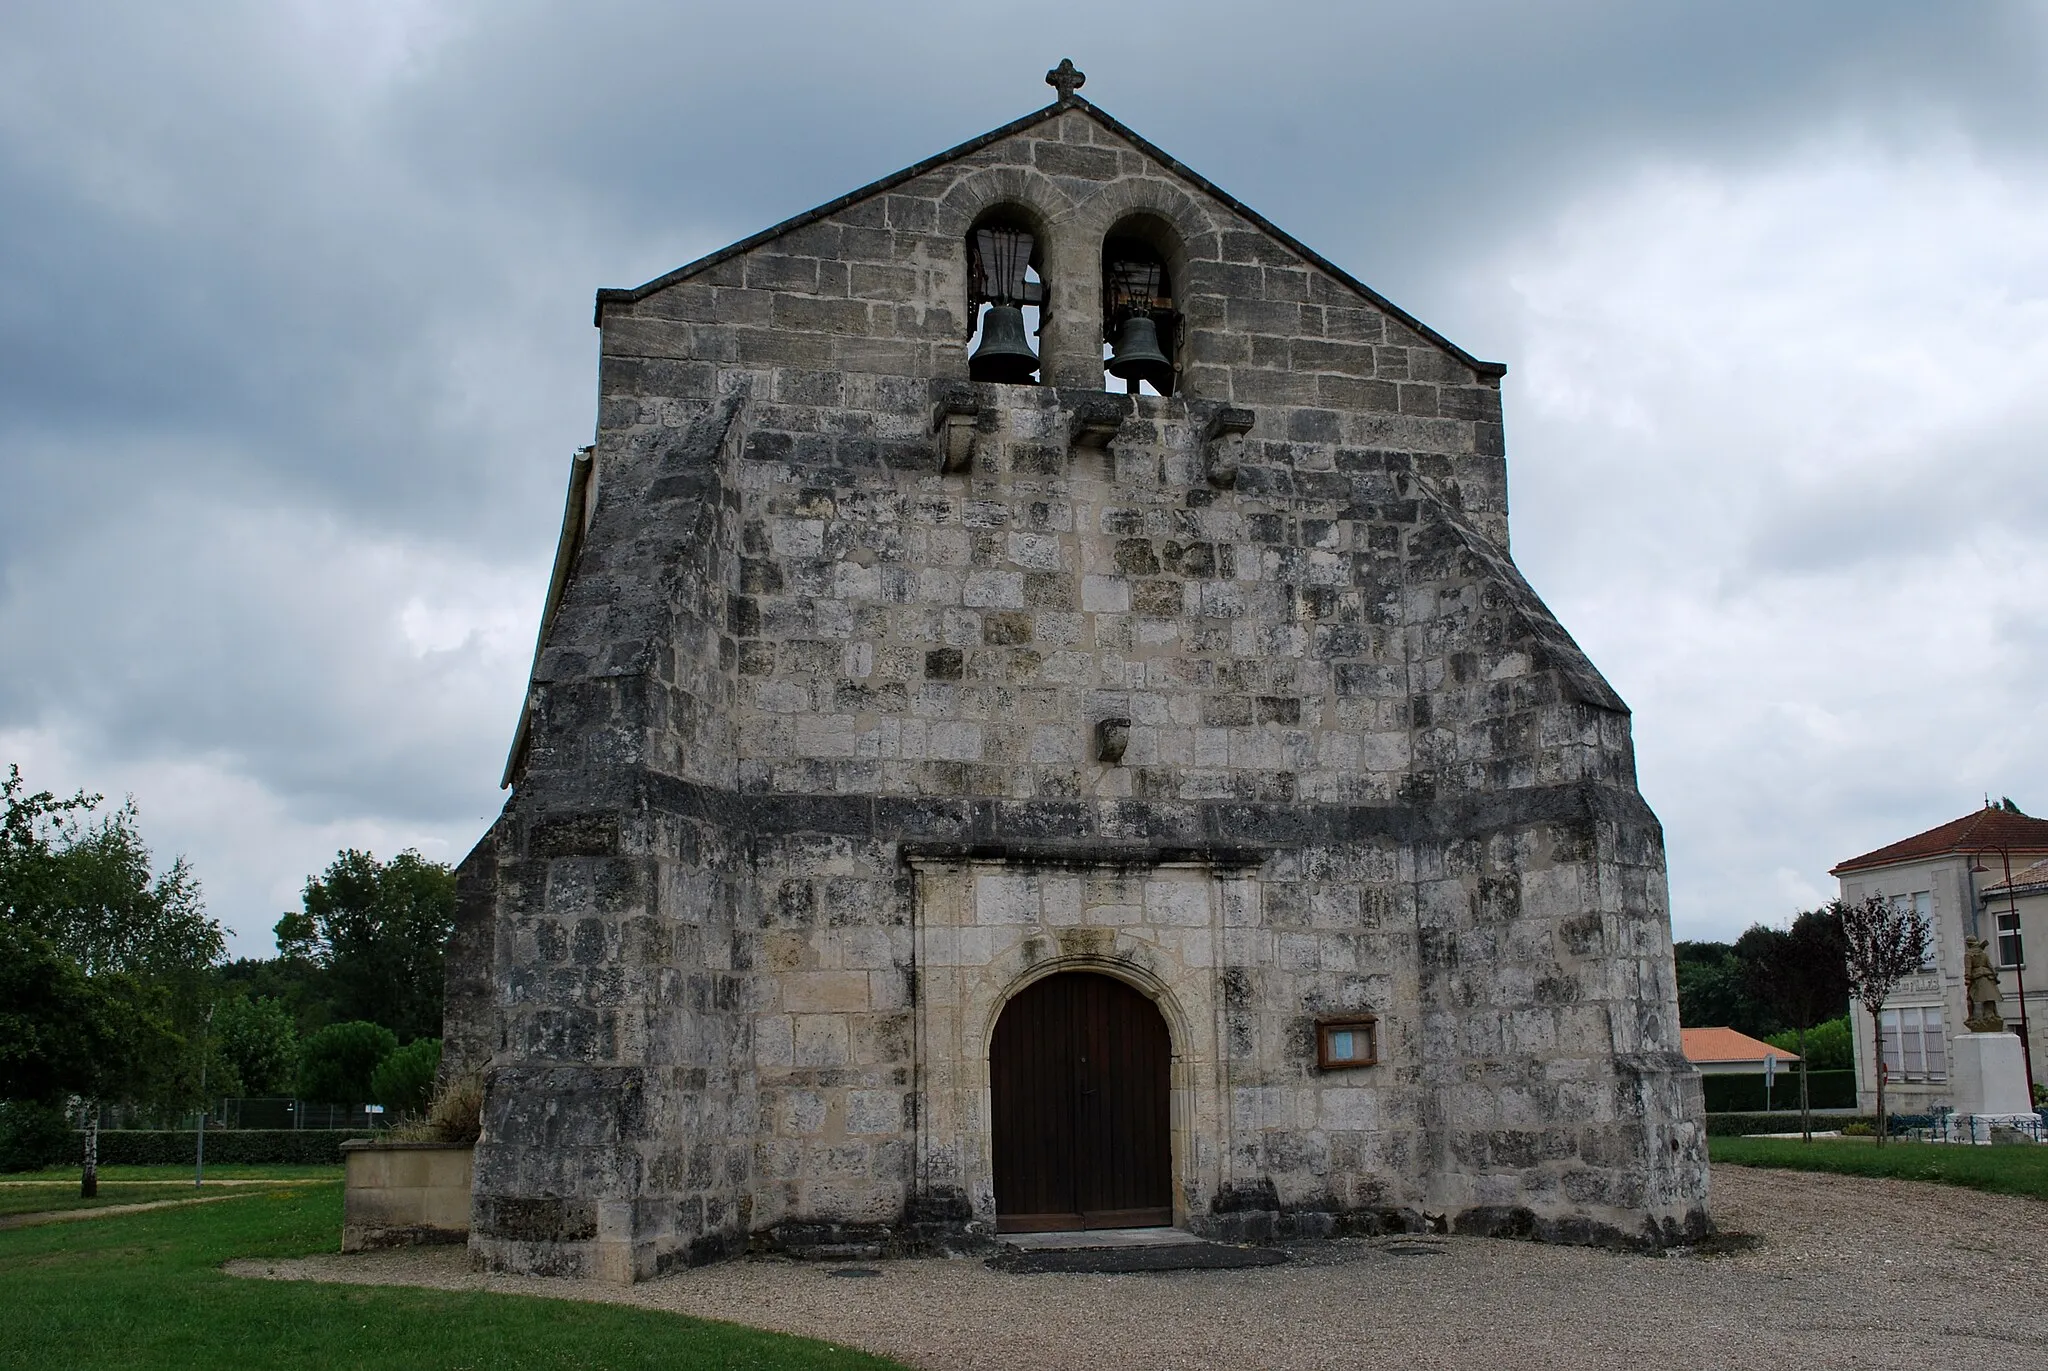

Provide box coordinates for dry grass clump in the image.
[387,1074,483,1145]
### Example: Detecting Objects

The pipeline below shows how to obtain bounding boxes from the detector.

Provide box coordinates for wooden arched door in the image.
[989,971,1172,1232]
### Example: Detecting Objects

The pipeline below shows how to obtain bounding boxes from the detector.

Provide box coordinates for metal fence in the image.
[93,1098,392,1131]
[1889,1107,2048,1143]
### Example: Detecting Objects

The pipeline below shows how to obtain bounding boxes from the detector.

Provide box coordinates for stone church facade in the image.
[442,65,1709,1283]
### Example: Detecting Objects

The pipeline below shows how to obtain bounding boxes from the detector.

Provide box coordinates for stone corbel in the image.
[933,395,981,474]
[1094,717,1131,764]
[1068,397,1128,458]
[1202,407,1255,488]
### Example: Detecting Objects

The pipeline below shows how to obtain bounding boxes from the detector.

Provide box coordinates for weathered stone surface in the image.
[450,90,1708,1283]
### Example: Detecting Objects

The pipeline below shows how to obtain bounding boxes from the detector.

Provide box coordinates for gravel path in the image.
[228,1166,2048,1370]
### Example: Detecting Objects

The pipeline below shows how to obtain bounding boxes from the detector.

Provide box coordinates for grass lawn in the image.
[0,1182,281,1218]
[0,1181,905,1370]
[1711,1134,2048,1201]
[7,1163,345,1182]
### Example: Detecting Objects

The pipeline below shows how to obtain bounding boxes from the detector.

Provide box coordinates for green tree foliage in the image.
[1673,940,1780,1037]
[0,922,107,1103]
[297,1021,398,1104]
[0,765,97,918]
[0,922,179,1122]
[1,767,223,1097]
[369,1037,441,1116]
[210,995,299,1097]
[1737,906,1851,1139]
[1,766,222,1195]
[1767,1015,1852,1069]
[0,1099,73,1171]
[274,849,454,1044]
[20,804,219,982]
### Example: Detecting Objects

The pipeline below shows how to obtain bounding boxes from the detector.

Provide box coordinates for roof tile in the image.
[1680,1027,1799,1064]
[1831,808,2048,876]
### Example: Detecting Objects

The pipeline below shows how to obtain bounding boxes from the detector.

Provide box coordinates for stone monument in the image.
[1953,936,2033,1129]
[1964,935,2004,1032]
[439,61,1711,1282]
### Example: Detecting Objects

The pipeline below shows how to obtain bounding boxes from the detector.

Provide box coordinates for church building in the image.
[441,61,1710,1282]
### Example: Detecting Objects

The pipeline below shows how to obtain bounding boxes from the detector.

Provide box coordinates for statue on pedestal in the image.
[1964,936,2005,1033]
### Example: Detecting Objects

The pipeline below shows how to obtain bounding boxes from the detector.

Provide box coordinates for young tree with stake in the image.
[1737,905,1850,1142]
[1838,893,1931,1147]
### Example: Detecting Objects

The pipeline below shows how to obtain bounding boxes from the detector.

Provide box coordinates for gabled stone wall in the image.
[450,99,1708,1283]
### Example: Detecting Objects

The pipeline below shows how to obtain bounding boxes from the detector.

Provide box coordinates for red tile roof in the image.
[1831,808,2048,876]
[1984,856,2048,896]
[1681,1027,1799,1064]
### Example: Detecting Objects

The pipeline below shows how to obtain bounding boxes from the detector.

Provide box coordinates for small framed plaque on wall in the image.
[1316,1015,1379,1070]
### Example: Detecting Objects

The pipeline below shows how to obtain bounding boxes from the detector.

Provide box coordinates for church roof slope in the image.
[593,86,1505,378]
[1831,807,2048,876]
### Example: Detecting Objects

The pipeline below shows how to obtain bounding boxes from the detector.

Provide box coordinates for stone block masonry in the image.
[445,77,1708,1282]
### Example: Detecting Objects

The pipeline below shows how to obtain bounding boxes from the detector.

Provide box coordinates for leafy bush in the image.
[82,1129,359,1164]
[1701,1068,1857,1112]
[368,1038,440,1116]
[296,1021,397,1105]
[0,1100,75,1171]
[1764,1016,1853,1070]
[1705,1111,1876,1137]
[1839,1121,1875,1136]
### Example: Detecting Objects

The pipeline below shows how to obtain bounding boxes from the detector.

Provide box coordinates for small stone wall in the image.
[341,1140,474,1252]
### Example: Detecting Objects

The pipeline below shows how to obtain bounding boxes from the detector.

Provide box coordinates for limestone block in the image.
[1953,1031,2033,1116]
[342,1143,474,1252]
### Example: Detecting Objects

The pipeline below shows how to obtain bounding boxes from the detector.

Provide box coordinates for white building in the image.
[1832,807,2048,1115]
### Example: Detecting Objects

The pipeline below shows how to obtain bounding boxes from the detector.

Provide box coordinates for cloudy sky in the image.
[3,2,2044,956]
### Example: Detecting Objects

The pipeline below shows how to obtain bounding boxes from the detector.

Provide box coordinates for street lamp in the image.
[1970,846,2036,1092]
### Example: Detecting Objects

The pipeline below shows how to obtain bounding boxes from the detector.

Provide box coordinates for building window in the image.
[1316,1016,1378,1070]
[1998,910,2025,968]
[1879,1006,1946,1082]
[1888,891,1936,970]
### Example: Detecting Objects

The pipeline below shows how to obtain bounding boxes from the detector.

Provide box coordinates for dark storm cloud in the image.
[2,0,2044,949]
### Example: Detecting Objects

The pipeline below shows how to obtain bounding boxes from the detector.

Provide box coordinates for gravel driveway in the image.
[230,1165,2048,1370]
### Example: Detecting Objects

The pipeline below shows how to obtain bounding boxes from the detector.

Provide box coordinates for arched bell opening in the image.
[1101,214,1188,397]
[988,970,1174,1232]
[966,208,1047,385]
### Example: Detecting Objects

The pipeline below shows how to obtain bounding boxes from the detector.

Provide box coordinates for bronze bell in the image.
[969,304,1039,384]
[1106,314,1174,393]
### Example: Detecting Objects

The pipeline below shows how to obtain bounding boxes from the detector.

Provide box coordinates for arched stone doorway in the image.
[989,971,1173,1232]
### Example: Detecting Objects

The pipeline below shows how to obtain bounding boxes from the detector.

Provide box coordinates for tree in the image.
[297,1021,398,1105]
[275,850,455,1043]
[0,922,111,1103]
[1839,893,1931,1147]
[370,1038,441,1117]
[211,995,299,1097]
[212,954,338,1039]
[1,766,222,1194]
[1736,906,1850,1141]
[1673,940,1779,1037]
[0,922,180,1183]
[1766,1016,1852,1069]
[0,766,98,924]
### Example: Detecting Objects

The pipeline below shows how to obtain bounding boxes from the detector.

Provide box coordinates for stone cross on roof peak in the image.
[1045,58,1085,102]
